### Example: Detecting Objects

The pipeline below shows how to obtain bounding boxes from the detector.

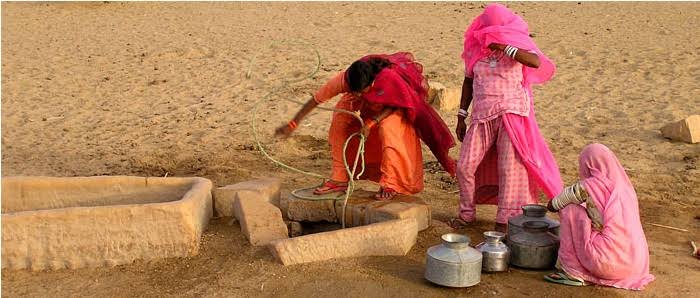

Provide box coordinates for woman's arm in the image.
[275,71,346,138]
[373,107,395,123]
[489,43,540,68]
[275,96,318,138]
[455,76,474,142]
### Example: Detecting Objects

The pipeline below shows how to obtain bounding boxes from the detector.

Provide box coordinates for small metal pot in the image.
[475,231,510,273]
[508,221,560,269]
[425,233,482,287]
[508,204,560,236]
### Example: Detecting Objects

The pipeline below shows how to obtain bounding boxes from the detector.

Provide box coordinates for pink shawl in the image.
[558,143,655,290]
[462,3,562,201]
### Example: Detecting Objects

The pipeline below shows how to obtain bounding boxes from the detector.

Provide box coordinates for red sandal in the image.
[313,180,348,195]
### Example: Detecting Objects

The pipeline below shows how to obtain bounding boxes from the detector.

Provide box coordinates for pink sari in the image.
[558,144,655,290]
[462,3,562,200]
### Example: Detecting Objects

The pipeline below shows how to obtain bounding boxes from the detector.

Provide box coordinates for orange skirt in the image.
[328,97,424,194]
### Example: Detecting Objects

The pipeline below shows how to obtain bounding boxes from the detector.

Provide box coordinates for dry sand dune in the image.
[2,2,699,297]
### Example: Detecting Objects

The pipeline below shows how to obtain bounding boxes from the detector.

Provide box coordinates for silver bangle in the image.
[458,108,468,117]
[505,45,518,59]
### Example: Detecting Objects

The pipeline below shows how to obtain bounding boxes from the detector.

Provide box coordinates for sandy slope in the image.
[2,2,699,297]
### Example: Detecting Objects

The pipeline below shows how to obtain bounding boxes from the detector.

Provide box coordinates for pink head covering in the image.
[557,143,655,290]
[462,3,555,86]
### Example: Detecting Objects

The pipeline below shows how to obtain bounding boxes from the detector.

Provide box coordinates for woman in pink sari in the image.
[545,143,655,290]
[449,3,563,231]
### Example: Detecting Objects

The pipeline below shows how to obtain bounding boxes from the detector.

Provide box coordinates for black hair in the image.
[345,57,392,92]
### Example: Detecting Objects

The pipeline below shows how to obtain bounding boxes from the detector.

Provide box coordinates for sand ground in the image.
[1,2,699,297]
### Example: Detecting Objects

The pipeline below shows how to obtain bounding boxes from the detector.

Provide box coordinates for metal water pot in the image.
[475,231,510,273]
[425,233,482,287]
[508,221,560,269]
[508,204,560,236]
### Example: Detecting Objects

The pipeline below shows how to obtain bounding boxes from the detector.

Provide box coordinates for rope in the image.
[247,39,366,228]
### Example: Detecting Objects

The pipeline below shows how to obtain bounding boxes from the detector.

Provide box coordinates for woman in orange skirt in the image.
[276,52,455,200]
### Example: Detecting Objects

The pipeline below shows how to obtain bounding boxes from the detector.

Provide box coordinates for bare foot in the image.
[375,187,397,201]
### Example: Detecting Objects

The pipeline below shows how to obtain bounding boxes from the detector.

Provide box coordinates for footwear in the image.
[543,272,586,287]
[313,180,348,195]
[447,218,472,229]
[375,187,397,201]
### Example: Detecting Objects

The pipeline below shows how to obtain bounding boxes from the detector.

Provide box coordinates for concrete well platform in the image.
[283,189,431,231]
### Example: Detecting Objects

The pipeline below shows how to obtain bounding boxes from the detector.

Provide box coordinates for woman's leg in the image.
[456,119,499,222]
[376,111,424,197]
[495,120,538,225]
[318,100,361,193]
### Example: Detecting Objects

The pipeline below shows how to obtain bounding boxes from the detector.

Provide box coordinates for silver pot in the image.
[508,204,560,236]
[475,231,510,273]
[508,221,559,269]
[425,233,482,287]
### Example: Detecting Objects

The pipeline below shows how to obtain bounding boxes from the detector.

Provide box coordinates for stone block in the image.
[661,115,700,144]
[284,220,303,237]
[336,191,431,231]
[213,177,281,217]
[428,81,461,111]
[286,195,338,222]
[268,218,418,265]
[232,192,288,246]
[1,176,213,271]
[286,189,431,231]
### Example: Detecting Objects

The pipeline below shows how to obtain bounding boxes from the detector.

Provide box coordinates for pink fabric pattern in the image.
[558,143,655,290]
[461,3,563,199]
[456,116,537,224]
[471,55,530,122]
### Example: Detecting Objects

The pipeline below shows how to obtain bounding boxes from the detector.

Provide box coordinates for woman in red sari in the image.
[276,52,455,200]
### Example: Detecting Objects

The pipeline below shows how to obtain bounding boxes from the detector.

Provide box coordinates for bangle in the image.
[288,120,298,130]
[505,45,519,59]
[458,108,469,117]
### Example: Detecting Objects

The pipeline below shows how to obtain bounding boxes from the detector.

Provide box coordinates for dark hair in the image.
[345,57,392,92]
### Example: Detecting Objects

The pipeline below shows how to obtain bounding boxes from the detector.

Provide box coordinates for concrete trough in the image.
[1,176,213,270]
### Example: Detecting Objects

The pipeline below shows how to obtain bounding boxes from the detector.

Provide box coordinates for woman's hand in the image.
[488,43,506,51]
[275,124,294,139]
[456,119,468,142]
[360,123,373,138]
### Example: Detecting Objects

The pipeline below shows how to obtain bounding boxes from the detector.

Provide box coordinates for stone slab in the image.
[1,176,213,271]
[286,194,338,222]
[268,218,418,265]
[428,81,461,111]
[661,115,700,144]
[232,192,288,246]
[212,177,281,217]
[286,189,431,231]
[338,190,432,231]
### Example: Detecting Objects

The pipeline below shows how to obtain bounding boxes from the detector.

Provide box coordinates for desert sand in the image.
[2,1,699,297]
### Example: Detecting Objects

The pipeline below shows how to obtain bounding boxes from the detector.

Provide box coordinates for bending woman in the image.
[276,52,455,200]
[545,143,655,290]
[451,3,563,231]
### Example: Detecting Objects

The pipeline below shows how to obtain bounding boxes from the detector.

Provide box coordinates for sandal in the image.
[544,272,586,287]
[375,187,397,201]
[313,180,348,195]
[447,218,472,229]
